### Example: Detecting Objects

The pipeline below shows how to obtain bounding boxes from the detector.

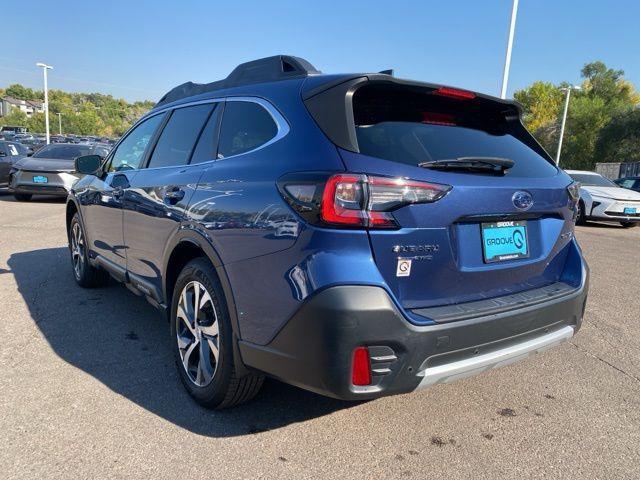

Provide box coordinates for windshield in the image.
[33,144,92,160]
[353,85,558,178]
[568,173,618,187]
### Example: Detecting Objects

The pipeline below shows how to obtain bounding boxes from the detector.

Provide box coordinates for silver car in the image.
[566,169,640,228]
[9,143,110,201]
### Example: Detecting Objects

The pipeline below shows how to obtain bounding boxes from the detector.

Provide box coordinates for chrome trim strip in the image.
[106,96,289,173]
[415,325,575,389]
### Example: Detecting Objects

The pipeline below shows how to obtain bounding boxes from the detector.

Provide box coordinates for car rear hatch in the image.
[304,77,578,319]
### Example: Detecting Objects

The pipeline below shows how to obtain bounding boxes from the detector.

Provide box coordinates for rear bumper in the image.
[239,263,588,400]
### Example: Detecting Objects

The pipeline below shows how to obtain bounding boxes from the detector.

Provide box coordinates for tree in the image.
[0,83,155,137]
[514,61,640,170]
[514,81,563,132]
[4,84,43,101]
[595,109,640,164]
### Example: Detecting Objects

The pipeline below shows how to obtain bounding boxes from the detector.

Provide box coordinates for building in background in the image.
[0,97,45,117]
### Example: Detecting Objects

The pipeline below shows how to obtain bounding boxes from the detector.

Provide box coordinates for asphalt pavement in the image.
[0,194,638,479]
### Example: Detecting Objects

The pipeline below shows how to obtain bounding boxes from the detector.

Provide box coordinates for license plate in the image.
[623,207,636,214]
[481,220,529,263]
[33,175,48,183]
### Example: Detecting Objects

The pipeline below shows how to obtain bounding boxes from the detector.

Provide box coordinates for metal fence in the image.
[595,162,640,179]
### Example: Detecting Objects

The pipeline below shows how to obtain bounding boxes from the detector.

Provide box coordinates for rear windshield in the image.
[353,85,558,178]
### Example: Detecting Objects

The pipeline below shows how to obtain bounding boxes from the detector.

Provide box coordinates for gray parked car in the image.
[0,141,29,188]
[9,143,109,201]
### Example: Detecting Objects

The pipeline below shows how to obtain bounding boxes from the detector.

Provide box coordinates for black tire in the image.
[170,258,264,409]
[576,200,587,225]
[620,222,637,228]
[68,213,109,288]
[14,193,32,201]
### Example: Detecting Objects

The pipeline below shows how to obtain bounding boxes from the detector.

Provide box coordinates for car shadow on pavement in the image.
[8,247,356,437]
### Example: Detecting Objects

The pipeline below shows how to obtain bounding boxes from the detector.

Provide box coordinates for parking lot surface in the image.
[0,195,638,480]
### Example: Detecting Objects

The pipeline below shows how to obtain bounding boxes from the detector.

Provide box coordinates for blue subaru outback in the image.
[66,56,588,408]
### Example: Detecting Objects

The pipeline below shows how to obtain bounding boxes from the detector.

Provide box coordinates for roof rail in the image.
[155,55,320,107]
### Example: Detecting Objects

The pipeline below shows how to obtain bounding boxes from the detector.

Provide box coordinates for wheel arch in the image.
[163,229,249,375]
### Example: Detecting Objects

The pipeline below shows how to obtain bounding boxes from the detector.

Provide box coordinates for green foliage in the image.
[0,84,154,137]
[4,84,44,101]
[514,81,563,132]
[514,61,640,170]
[595,109,640,164]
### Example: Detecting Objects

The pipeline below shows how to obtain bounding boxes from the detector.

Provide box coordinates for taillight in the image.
[352,346,371,386]
[320,174,450,228]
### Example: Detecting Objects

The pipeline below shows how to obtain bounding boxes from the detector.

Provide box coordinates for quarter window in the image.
[147,104,213,169]
[108,114,165,172]
[217,101,278,158]
[190,104,222,165]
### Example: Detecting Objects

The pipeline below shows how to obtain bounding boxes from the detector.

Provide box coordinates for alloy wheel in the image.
[176,281,220,387]
[70,222,85,278]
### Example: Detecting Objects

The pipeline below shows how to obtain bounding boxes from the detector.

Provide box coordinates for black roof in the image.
[155,55,320,107]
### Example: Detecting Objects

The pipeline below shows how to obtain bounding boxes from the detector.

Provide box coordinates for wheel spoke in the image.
[177,304,196,336]
[207,337,219,364]
[200,318,218,337]
[197,340,214,384]
[182,340,198,372]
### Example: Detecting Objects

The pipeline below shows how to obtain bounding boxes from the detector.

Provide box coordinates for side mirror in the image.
[75,154,103,175]
[0,151,6,157]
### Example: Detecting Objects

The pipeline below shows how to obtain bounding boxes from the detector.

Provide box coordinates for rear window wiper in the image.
[418,157,515,173]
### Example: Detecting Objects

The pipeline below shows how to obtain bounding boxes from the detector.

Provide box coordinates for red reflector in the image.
[433,87,476,100]
[352,346,371,386]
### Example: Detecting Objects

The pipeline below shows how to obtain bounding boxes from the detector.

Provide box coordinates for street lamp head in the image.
[36,62,53,69]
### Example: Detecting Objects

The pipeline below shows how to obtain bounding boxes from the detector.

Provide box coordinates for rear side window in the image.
[353,85,558,178]
[217,101,278,158]
[147,104,213,169]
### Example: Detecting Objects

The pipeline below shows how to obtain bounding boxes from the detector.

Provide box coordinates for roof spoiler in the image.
[155,55,320,107]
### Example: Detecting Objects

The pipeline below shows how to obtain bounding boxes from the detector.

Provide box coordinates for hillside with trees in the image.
[514,61,640,170]
[0,84,154,137]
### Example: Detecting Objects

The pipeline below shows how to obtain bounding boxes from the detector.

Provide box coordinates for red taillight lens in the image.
[320,174,450,228]
[433,86,476,100]
[352,346,371,386]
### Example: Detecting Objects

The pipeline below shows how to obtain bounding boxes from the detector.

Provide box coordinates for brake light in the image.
[433,86,476,100]
[320,174,451,228]
[352,347,371,386]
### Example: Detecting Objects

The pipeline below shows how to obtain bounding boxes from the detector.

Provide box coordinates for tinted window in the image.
[618,179,636,189]
[147,104,213,169]
[108,114,164,172]
[353,85,558,178]
[568,173,617,187]
[33,144,92,159]
[218,101,278,158]
[190,104,222,164]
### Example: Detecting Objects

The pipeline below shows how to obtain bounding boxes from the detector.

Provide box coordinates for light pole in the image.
[556,85,581,166]
[500,0,519,99]
[36,62,53,144]
[56,113,62,135]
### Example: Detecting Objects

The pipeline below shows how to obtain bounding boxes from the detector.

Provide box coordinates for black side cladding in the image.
[155,55,320,107]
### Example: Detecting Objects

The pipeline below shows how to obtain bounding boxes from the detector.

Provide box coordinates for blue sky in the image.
[1,0,638,102]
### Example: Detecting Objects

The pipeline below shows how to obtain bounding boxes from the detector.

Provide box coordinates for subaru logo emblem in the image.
[512,191,533,211]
